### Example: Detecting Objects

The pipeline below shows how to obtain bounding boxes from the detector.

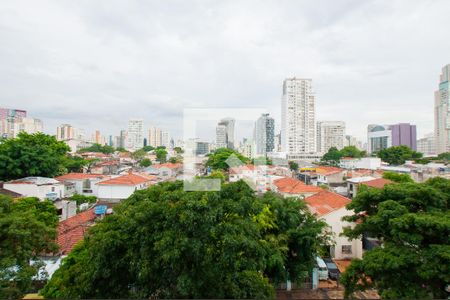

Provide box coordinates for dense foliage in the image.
[78,143,115,154]
[381,171,414,183]
[206,148,250,170]
[0,132,70,181]
[69,194,97,206]
[321,146,366,165]
[42,181,327,299]
[0,196,59,298]
[155,148,168,163]
[341,178,450,298]
[139,158,152,167]
[63,155,90,173]
[376,145,422,165]
[288,161,299,171]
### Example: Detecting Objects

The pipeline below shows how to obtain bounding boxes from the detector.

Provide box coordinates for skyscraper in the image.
[161,130,170,148]
[57,124,76,141]
[316,121,346,153]
[148,126,162,147]
[434,64,450,154]
[254,113,275,156]
[215,118,235,149]
[281,78,316,154]
[126,119,144,151]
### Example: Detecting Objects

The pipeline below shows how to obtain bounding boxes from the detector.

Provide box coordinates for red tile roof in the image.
[56,173,109,181]
[360,178,393,189]
[152,163,182,169]
[305,190,351,216]
[315,166,343,176]
[273,177,322,194]
[57,209,96,255]
[96,173,152,186]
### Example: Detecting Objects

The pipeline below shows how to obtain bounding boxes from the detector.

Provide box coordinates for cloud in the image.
[0,0,448,142]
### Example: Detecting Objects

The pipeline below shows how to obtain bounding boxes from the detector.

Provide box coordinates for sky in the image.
[1,0,449,142]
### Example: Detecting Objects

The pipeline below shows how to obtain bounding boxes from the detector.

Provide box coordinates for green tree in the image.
[139,158,152,168]
[0,196,59,298]
[42,181,327,299]
[78,143,114,154]
[168,157,178,164]
[155,148,168,163]
[377,145,423,165]
[341,178,450,299]
[69,194,97,206]
[132,149,147,162]
[206,148,250,171]
[115,147,127,152]
[288,161,299,172]
[340,146,365,158]
[321,147,343,164]
[437,152,450,162]
[173,146,184,154]
[0,132,70,181]
[252,157,273,166]
[63,155,90,173]
[382,171,414,183]
[142,145,154,152]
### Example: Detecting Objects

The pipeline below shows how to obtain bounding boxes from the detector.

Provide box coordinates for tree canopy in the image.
[139,158,152,167]
[381,171,414,183]
[155,148,168,163]
[206,148,250,171]
[321,146,366,165]
[0,132,70,181]
[0,196,59,298]
[78,143,115,154]
[376,145,422,165]
[341,178,450,298]
[288,161,299,172]
[41,181,327,299]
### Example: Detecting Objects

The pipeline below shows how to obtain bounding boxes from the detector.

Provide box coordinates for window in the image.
[51,187,55,192]
[342,245,352,254]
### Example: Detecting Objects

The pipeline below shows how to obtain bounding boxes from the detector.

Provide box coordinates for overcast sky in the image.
[1,0,449,141]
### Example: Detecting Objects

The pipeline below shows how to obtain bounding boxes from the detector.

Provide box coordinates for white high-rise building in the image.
[215,118,235,149]
[126,119,144,151]
[281,78,316,154]
[12,117,43,137]
[316,121,345,153]
[417,133,436,157]
[434,64,450,154]
[216,124,228,149]
[148,126,162,147]
[56,124,84,141]
[161,130,170,148]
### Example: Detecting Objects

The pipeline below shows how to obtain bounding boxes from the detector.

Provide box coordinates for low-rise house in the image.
[347,177,393,198]
[57,208,97,255]
[0,182,23,198]
[315,166,345,186]
[56,173,110,197]
[3,177,64,200]
[146,163,183,180]
[305,190,363,260]
[96,172,156,202]
[271,177,322,198]
[90,160,120,175]
[54,199,77,221]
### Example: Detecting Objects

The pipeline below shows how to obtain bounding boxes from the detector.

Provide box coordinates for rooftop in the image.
[6,177,61,185]
[273,177,322,194]
[96,172,153,186]
[56,173,110,181]
[305,190,351,216]
[57,209,96,255]
[315,166,343,176]
[152,163,183,169]
[360,178,393,189]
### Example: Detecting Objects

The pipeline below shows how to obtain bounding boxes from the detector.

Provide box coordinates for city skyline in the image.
[1,1,449,140]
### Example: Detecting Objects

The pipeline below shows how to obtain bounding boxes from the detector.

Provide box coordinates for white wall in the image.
[97,185,137,200]
[321,207,363,260]
[4,183,64,200]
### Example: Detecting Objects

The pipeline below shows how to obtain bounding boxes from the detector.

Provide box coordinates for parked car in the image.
[316,256,329,280]
[323,258,340,280]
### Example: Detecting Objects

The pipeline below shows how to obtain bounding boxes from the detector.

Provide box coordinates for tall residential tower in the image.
[281,78,316,154]
[434,64,450,154]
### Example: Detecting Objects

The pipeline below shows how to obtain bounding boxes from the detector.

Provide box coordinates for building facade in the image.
[281,78,316,154]
[367,123,416,153]
[148,126,162,147]
[126,119,144,151]
[216,118,235,149]
[390,123,417,151]
[434,64,450,154]
[254,113,275,156]
[316,121,345,153]
[417,133,436,156]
